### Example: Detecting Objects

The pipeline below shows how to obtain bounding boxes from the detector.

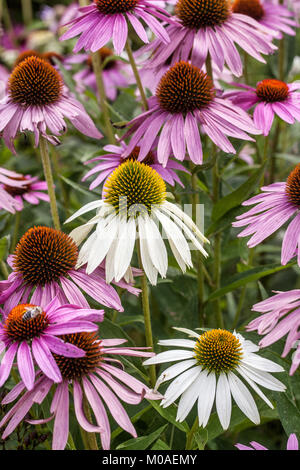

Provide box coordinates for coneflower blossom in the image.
[232,0,299,39]
[66,48,128,101]
[135,0,277,78]
[0,56,102,154]
[0,297,104,390]
[236,433,298,450]
[0,167,34,214]
[60,0,172,55]
[0,172,49,212]
[0,332,161,450]
[232,164,300,266]
[66,160,209,286]
[123,61,261,166]
[0,226,140,312]
[226,79,300,135]
[247,289,300,375]
[82,141,189,191]
[144,328,286,430]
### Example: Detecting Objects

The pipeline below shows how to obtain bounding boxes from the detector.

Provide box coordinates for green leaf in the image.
[0,235,10,262]
[118,315,144,326]
[151,439,170,450]
[211,164,266,222]
[148,400,189,433]
[116,424,168,450]
[194,428,208,450]
[272,392,300,438]
[60,175,99,199]
[207,262,294,302]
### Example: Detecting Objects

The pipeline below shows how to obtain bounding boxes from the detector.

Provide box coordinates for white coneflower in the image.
[65,159,209,286]
[144,328,286,429]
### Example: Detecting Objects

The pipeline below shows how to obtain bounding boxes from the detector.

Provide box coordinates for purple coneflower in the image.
[0,168,34,214]
[0,226,140,312]
[232,164,300,266]
[0,332,161,450]
[67,48,128,101]
[60,0,172,55]
[0,297,104,390]
[135,0,277,77]
[0,172,49,212]
[232,0,299,39]
[247,289,300,375]
[0,56,102,154]
[236,433,298,450]
[123,61,261,166]
[82,141,189,191]
[226,79,300,135]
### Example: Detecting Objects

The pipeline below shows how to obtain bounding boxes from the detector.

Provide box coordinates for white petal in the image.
[113,217,136,282]
[65,199,104,223]
[237,366,273,409]
[105,236,119,283]
[238,363,286,392]
[163,201,209,244]
[227,371,260,425]
[177,370,204,422]
[143,349,195,365]
[69,216,99,246]
[158,339,196,349]
[173,327,200,338]
[154,209,192,268]
[143,215,168,277]
[242,352,285,372]
[138,216,158,285]
[216,373,232,430]
[197,371,216,427]
[155,359,197,390]
[86,216,118,274]
[162,366,202,407]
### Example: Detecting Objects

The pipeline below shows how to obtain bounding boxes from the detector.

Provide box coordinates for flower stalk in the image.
[125,38,149,111]
[39,137,61,231]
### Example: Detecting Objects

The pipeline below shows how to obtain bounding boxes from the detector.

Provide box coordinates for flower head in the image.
[82,141,189,192]
[0,171,49,212]
[236,433,299,450]
[0,167,37,214]
[123,61,260,166]
[60,0,172,55]
[0,226,139,312]
[0,56,102,154]
[247,289,300,375]
[66,159,209,285]
[0,296,104,390]
[0,332,161,450]
[226,80,300,135]
[232,164,300,266]
[135,0,277,78]
[144,328,286,430]
[232,0,299,39]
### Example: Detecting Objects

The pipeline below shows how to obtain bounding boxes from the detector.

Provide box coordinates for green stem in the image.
[212,153,223,329]
[185,417,199,450]
[191,166,204,327]
[269,120,280,185]
[21,0,32,26]
[205,54,213,81]
[260,135,269,187]
[278,37,285,81]
[232,248,255,329]
[51,146,69,218]
[2,0,13,35]
[80,393,99,450]
[125,38,149,111]
[137,242,156,387]
[11,211,21,253]
[39,137,61,231]
[91,52,116,144]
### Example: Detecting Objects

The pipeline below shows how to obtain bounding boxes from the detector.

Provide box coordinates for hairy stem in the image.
[39,137,61,231]
[125,38,149,111]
